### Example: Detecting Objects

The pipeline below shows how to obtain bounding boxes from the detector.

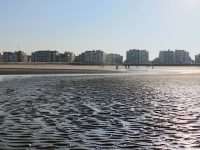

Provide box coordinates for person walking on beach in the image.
[116,65,119,69]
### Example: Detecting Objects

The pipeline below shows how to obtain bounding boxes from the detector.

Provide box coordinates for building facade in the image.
[159,50,174,65]
[174,50,191,64]
[106,53,123,65]
[126,49,149,65]
[74,52,84,63]
[195,54,200,64]
[59,52,75,63]
[3,52,17,62]
[27,55,32,62]
[15,51,27,62]
[84,50,95,64]
[156,50,191,65]
[31,50,59,62]
[95,50,106,64]
[75,50,106,64]
[139,50,150,64]
[0,53,2,62]
[3,51,27,62]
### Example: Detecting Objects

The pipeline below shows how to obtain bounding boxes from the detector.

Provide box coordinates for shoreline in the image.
[0,64,120,75]
[0,68,120,75]
[0,64,200,75]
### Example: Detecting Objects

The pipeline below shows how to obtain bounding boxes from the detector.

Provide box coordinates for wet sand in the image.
[0,74,200,149]
[0,64,120,74]
[1,64,200,75]
[0,68,118,74]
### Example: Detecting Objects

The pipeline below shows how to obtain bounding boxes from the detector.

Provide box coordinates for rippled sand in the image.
[0,75,200,149]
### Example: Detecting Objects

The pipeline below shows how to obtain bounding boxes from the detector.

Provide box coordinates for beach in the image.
[0,64,121,74]
[0,64,200,75]
[0,69,200,149]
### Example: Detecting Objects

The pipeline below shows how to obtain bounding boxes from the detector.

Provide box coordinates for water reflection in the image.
[0,75,200,149]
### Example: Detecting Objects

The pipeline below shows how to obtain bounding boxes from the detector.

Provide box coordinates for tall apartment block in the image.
[31,50,59,62]
[157,49,191,65]
[174,50,191,64]
[159,50,174,65]
[126,49,149,65]
[76,50,106,65]
[106,53,123,65]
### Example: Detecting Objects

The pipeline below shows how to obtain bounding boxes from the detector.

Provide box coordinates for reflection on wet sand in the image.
[0,75,200,149]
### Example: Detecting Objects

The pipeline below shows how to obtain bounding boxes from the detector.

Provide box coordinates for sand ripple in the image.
[0,75,200,149]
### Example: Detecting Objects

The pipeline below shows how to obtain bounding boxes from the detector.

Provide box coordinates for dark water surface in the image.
[0,75,200,149]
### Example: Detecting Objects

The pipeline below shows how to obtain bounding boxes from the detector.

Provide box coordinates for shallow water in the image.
[0,75,200,149]
[1,66,200,82]
[0,67,176,82]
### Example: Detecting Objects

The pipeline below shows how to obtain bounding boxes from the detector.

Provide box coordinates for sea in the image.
[0,66,200,149]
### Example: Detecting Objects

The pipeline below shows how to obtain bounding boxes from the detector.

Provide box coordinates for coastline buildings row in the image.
[75,50,123,65]
[31,51,75,63]
[0,50,123,65]
[0,51,27,62]
[1,49,200,65]
[126,49,193,65]
[152,50,192,65]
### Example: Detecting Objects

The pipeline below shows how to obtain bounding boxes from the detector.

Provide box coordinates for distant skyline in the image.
[1,0,200,60]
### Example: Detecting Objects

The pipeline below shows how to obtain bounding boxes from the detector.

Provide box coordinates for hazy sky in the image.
[0,0,200,60]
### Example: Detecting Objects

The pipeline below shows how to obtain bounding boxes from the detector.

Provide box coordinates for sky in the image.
[0,0,200,60]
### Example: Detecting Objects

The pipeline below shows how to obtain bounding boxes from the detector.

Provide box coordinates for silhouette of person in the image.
[116,65,118,69]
